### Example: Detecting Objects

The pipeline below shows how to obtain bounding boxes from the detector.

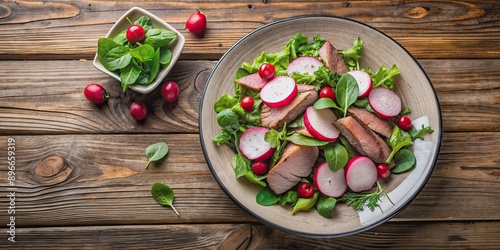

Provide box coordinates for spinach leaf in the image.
[151,182,179,216]
[291,192,319,215]
[256,187,280,206]
[323,142,348,172]
[335,74,359,117]
[120,60,142,91]
[287,114,304,128]
[146,48,160,83]
[286,133,329,147]
[216,108,239,132]
[385,126,413,163]
[112,30,128,46]
[159,47,172,65]
[144,142,169,169]
[102,46,132,71]
[316,196,337,218]
[353,98,369,108]
[313,97,341,111]
[97,38,122,60]
[145,28,177,49]
[244,171,267,187]
[339,135,357,158]
[392,149,416,173]
[134,16,153,31]
[130,44,155,62]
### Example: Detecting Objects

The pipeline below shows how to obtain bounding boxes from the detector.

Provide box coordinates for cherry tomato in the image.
[258,63,275,80]
[126,25,145,44]
[297,182,314,198]
[376,164,391,179]
[319,86,336,101]
[186,11,207,33]
[240,96,254,112]
[251,161,268,175]
[397,115,412,131]
[130,101,147,120]
[84,83,109,104]
[161,81,180,102]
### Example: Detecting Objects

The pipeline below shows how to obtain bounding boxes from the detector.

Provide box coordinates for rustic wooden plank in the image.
[0,1,498,60]
[0,59,498,135]
[0,132,498,227]
[5,222,500,249]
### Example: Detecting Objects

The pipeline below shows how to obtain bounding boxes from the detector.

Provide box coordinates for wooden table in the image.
[1,0,499,248]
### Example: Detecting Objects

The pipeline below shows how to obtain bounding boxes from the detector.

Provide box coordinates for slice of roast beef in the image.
[235,73,268,91]
[267,143,319,195]
[333,116,391,164]
[318,41,348,75]
[261,84,318,128]
[347,106,392,138]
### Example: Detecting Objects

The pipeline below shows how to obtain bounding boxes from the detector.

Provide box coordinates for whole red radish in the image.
[297,182,314,198]
[397,115,412,131]
[376,164,391,179]
[186,11,207,33]
[126,24,146,44]
[240,96,254,112]
[84,83,109,104]
[251,161,267,175]
[319,86,336,101]
[161,81,180,102]
[258,63,275,80]
[130,101,147,120]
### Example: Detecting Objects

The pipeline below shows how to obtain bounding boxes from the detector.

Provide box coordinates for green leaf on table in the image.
[144,142,169,169]
[151,182,179,216]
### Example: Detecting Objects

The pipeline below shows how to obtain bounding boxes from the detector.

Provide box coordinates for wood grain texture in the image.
[0,132,498,227]
[5,222,500,249]
[0,1,498,60]
[0,59,498,135]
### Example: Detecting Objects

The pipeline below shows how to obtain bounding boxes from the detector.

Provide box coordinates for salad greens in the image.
[151,182,179,216]
[97,16,177,92]
[212,33,434,217]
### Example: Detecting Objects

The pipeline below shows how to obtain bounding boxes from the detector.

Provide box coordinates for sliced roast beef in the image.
[261,84,318,128]
[333,116,391,164]
[318,41,348,75]
[267,143,319,195]
[347,106,392,138]
[235,73,268,91]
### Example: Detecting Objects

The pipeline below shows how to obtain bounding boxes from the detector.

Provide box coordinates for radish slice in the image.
[345,156,377,192]
[368,87,402,119]
[313,162,347,198]
[304,106,340,142]
[239,127,275,161]
[260,76,298,108]
[348,70,372,98]
[286,56,324,75]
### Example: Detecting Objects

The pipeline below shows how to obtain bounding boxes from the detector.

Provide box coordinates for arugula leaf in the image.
[370,64,400,89]
[265,127,288,168]
[409,124,434,141]
[385,125,413,163]
[151,182,179,216]
[214,94,239,113]
[335,73,359,117]
[144,142,169,169]
[339,37,363,70]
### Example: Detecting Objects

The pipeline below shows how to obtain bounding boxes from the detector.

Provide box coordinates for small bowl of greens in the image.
[93,7,185,94]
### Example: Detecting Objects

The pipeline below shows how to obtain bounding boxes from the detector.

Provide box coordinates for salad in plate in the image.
[212,33,433,217]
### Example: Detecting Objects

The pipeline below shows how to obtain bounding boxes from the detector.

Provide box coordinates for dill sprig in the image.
[339,181,393,212]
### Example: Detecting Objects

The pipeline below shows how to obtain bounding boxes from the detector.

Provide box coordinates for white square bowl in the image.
[93,7,185,94]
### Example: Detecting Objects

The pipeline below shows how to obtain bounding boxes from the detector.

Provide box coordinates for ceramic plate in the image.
[199,16,441,237]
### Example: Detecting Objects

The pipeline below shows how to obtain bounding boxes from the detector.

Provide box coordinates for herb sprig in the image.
[339,181,393,212]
